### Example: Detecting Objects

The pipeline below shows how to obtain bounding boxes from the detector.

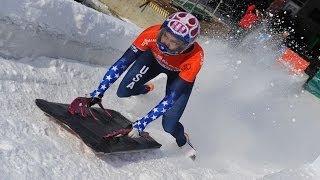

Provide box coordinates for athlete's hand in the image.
[127,126,140,138]
[87,97,102,107]
[68,96,101,117]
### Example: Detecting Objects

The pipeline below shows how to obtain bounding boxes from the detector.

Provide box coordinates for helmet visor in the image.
[157,28,189,55]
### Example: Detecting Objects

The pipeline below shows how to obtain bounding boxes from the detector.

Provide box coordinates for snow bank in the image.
[0,0,139,65]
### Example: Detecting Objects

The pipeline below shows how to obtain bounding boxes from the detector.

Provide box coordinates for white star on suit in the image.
[101,85,106,90]
[105,75,112,81]
[153,108,158,113]
[94,91,100,97]
[111,66,118,71]
[151,115,157,120]
[162,101,168,106]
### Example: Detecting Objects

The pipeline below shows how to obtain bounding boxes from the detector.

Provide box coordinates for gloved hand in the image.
[127,126,140,138]
[87,97,102,107]
[68,96,101,117]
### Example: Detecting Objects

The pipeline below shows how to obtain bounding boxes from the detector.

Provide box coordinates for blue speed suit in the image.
[90,46,194,146]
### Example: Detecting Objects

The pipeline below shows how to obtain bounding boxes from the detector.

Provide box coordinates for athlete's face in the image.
[160,31,185,51]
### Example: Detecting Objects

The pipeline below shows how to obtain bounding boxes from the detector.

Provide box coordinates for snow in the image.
[1,0,320,179]
[0,0,139,65]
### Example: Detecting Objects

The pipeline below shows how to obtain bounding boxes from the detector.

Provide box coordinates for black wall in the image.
[296,0,320,44]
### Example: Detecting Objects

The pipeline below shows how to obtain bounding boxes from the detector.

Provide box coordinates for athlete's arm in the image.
[132,77,193,132]
[90,45,142,98]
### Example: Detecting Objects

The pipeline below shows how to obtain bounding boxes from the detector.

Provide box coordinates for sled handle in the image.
[103,128,150,140]
[103,128,132,140]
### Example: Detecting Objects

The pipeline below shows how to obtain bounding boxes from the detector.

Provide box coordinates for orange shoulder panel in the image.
[132,24,161,51]
[179,43,204,82]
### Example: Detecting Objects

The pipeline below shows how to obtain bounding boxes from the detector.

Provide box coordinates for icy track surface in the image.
[2,0,320,179]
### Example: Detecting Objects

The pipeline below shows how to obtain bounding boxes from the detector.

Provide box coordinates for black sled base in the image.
[35,99,161,154]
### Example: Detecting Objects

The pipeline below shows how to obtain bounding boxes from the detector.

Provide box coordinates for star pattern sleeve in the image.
[90,45,142,98]
[132,77,193,132]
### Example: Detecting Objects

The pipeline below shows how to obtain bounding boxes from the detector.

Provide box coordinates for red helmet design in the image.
[163,12,200,44]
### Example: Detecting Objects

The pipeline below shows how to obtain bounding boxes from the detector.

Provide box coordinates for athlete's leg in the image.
[117,50,160,97]
[162,74,194,147]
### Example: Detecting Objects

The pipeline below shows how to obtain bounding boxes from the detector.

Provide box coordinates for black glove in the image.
[87,97,102,107]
